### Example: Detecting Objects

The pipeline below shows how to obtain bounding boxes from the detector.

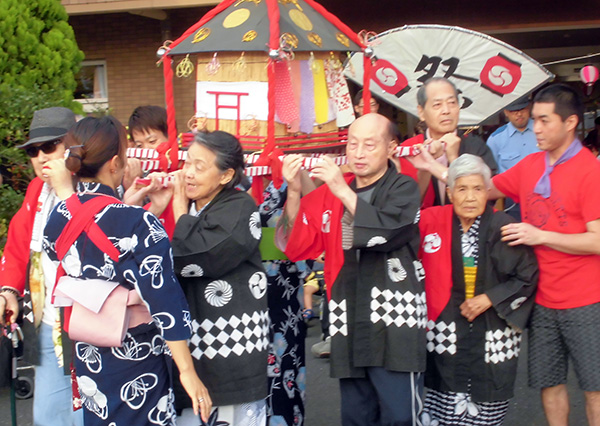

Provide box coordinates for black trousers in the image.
[339,367,424,426]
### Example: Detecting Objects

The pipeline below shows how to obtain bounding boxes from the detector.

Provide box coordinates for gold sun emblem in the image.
[289,9,313,31]
[308,32,322,48]
[223,8,251,28]
[336,33,350,48]
[192,27,211,43]
[242,30,258,42]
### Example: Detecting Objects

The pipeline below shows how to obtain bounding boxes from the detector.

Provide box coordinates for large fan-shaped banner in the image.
[345,25,554,125]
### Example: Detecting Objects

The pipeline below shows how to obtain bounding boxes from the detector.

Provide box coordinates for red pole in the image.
[163,55,178,171]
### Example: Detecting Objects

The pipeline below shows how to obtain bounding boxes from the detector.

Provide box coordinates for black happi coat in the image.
[284,164,427,378]
[420,206,538,402]
[172,188,268,407]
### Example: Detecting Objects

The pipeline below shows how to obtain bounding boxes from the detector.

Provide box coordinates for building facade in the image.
[62,0,600,133]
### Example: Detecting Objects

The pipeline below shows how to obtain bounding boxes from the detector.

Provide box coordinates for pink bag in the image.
[54,276,152,347]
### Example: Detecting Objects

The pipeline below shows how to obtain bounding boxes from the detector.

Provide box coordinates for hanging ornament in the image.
[155,40,173,66]
[206,53,221,75]
[329,51,343,71]
[580,64,599,96]
[357,30,379,46]
[188,112,208,133]
[358,29,379,61]
[346,52,355,77]
[176,55,194,78]
[233,52,248,74]
[309,52,319,72]
[269,49,280,61]
[275,34,296,63]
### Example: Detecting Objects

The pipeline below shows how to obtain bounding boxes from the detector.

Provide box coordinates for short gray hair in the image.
[416,77,459,108]
[447,154,491,189]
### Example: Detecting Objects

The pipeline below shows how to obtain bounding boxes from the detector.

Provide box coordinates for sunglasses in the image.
[25,139,62,158]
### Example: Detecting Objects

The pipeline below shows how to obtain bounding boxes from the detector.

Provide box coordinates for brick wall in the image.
[69,8,209,132]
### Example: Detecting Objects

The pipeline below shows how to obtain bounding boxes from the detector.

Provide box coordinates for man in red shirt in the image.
[492,84,600,426]
[409,84,600,426]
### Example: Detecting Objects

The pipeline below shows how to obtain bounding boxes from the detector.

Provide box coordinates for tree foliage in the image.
[0,0,84,254]
[0,0,84,103]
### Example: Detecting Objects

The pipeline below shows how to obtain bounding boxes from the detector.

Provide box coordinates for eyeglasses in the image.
[25,139,62,158]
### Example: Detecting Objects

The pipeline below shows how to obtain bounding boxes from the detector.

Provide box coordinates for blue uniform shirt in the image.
[487,119,539,173]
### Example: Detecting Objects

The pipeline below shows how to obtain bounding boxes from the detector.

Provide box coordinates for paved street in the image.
[1,324,588,425]
[303,322,587,426]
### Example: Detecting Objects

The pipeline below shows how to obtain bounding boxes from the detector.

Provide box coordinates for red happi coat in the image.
[283,165,427,379]
[418,204,538,402]
[282,174,353,301]
[0,177,44,294]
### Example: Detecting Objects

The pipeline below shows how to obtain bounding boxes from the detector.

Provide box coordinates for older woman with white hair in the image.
[418,154,538,426]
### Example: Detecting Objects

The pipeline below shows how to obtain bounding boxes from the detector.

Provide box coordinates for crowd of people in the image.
[0,78,599,426]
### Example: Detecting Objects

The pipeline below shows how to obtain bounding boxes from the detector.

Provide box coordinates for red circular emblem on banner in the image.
[480,53,522,96]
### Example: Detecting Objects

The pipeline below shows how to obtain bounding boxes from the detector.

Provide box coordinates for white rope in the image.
[542,52,600,66]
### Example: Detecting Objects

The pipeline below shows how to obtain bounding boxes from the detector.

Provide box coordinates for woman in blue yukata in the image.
[43,116,212,425]
[258,178,311,426]
[170,131,269,426]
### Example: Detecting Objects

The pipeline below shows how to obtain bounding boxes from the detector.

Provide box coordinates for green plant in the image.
[0,0,84,103]
[0,0,84,253]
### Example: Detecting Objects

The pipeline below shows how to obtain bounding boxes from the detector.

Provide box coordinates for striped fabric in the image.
[464,264,477,300]
[460,216,481,300]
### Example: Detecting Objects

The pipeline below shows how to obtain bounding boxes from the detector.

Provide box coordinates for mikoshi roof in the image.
[168,0,362,55]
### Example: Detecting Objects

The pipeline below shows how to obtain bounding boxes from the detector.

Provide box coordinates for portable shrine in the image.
[158,0,370,168]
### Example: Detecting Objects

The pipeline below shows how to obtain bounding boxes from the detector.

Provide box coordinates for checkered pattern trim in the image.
[189,310,270,360]
[23,289,34,324]
[426,320,457,355]
[484,327,522,364]
[329,299,348,337]
[369,287,427,329]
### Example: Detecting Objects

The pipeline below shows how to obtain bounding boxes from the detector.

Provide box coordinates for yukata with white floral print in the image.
[43,182,193,426]
[260,181,307,426]
[172,187,269,424]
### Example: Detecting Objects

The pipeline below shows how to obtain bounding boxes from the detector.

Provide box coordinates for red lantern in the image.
[580,64,599,95]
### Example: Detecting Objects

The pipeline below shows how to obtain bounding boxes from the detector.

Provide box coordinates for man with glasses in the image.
[0,107,82,426]
[402,77,497,208]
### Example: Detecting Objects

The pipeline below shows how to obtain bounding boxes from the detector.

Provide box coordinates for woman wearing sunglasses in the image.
[0,107,84,426]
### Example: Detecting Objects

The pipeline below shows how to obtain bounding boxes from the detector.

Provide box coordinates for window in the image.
[74,60,109,113]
